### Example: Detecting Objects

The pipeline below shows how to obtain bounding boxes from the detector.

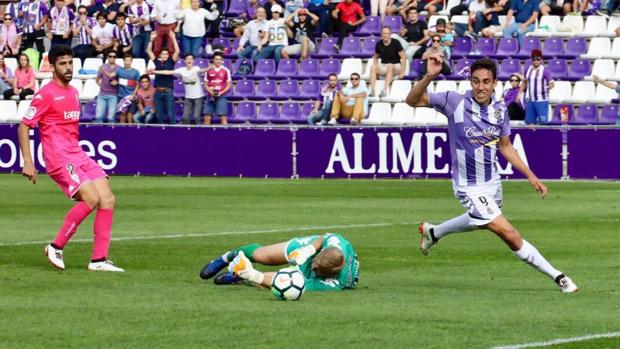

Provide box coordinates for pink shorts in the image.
[48,157,108,198]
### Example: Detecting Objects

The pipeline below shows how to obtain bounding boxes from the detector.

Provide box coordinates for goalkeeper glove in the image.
[287,244,317,266]
[228,251,264,284]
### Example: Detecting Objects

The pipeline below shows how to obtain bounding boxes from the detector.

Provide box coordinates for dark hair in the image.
[350,72,360,79]
[381,25,391,32]
[436,18,446,26]
[78,5,87,11]
[470,58,497,80]
[160,48,170,54]
[49,44,74,65]
[510,73,520,81]
[327,73,338,79]
[139,74,151,82]
[96,13,106,20]
[18,53,30,70]
[115,12,126,20]
[213,52,224,60]
[184,53,194,59]
[123,53,133,60]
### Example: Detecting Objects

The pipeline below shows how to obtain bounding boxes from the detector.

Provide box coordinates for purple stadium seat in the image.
[233,58,254,76]
[229,79,254,101]
[195,58,210,68]
[174,102,184,123]
[549,104,574,124]
[567,58,591,80]
[275,59,298,79]
[235,102,257,122]
[211,38,232,58]
[338,37,362,57]
[301,102,315,118]
[452,37,473,58]
[173,79,184,99]
[249,79,277,100]
[360,37,379,58]
[318,58,341,78]
[226,0,247,16]
[81,101,96,122]
[447,58,474,80]
[382,16,402,33]
[497,58,521,80]
[279,102,302,123]
[564,37,587,58]
[231,37,241,51]
[406,59,424,80]
[299,59,320,78]
[545,58,569,80]
[517,37,541,59]
[174,60,184,69]
[314,38,338,58]
[255,102,279,123]
[492,38,519,58]
[470,37,495,58]
[251,59,276,79]
[573,104,598,125]
[274,79,299,100]
[542,37,564,59]
[299,79,321,100]
[355,16,381,36]
[599,105,618,124]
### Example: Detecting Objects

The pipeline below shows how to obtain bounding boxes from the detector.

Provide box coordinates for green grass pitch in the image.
[0,174,618,349]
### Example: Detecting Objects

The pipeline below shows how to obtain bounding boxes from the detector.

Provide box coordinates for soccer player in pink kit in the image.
[18,45,124,272]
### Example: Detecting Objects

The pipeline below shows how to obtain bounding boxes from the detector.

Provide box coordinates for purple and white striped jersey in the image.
[6,0,29,28]
[128,2,154,34]
[22,0,49,34]
[525,65,553,102]
[113,24,134,46]
[429,90,511,188]
[73,17,97,45]
[49,6,75,35]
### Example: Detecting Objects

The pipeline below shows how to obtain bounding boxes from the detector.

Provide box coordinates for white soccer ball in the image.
[271,267,305,301]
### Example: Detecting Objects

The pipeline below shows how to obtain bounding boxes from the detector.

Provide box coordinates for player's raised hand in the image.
[529,176,548,199]
[22,163,38,184]
[426,53,443,78]
[287,244,317,266]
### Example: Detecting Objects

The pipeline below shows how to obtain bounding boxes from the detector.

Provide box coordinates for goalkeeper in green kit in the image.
[199,233,359,291]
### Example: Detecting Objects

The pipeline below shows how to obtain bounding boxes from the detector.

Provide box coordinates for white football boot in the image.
[419,222,436,256]
[44,244,65,270]
[88,260,125,272]
[556,274,579,293]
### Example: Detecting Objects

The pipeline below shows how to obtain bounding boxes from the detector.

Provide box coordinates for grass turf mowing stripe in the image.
[490,332,620,349]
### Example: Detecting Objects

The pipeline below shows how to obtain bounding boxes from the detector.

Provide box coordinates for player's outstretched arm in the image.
[498,136,548,198]
[17,123,37,184]
[405,53,443,107]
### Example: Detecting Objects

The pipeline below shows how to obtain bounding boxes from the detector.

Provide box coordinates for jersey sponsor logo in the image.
[64,110,80,120]
[24,106,37,120]
[54,96,65,101]
[463,126,500,138]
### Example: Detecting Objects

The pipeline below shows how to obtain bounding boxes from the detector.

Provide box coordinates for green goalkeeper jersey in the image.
[285,233,359,291]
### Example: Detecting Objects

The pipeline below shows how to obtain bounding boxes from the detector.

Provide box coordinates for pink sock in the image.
[52,202,93,249]
[92,208,114,261]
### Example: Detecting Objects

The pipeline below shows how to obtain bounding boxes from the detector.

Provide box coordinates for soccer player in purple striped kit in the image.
[405,55,578,293]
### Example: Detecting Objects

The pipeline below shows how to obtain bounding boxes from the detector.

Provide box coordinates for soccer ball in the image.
[271,267,305,301]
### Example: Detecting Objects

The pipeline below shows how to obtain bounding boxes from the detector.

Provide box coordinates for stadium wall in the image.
[0,124,618,179]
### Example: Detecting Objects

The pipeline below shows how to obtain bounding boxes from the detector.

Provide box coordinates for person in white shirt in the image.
[151,0,180,56]
[254,4,289,63]
[91,12,115,57]
[128,0,153,60]
[177,0,219,57]
[237,6,267,60]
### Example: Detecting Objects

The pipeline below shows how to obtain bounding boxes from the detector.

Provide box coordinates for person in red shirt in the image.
[203,52,232,125]
[331,0,366,52]
[17,44,124,273]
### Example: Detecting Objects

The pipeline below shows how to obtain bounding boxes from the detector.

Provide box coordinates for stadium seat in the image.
[447,58,473,80]
[586,59,615,80]
[381,80,411,102]
[556,15,583,38]
[279,102,302,123]
[70,79,83,95]
[567,58,592,81]
[299,59,320,77]
[563,37,587,58]
[362,102,391,125]
[173,79,184,99]
[338,37,362,57]
[0,100,17,122]
[5,57,16,72]
[174,60,184,70]
[355,16,381,36]
[386,102,415,125]
[78,58,103,79]
[233,58,254,76]
[300,102,315,119]
[435,80,457,93]
[360,37,379,58]
[599,104,618,124]
[439,0,462,16]
[427,15,449,28]
[299,79,321,99]
[528,15,560,37]
[131,58,146,75]
[275,59,298,79]
[548,104,574,124]
[605,16,620,37]
[250,79,277,100]
[16,100,30,122]
[578,15,606,38]
[411,107,436,125]
[517,37,541,58]
[255,102,279,123]
[542,37,564,58]
[603,37,620,59]
[226,0,247,16]
[195,58,209,68]
[564,81,595,103]
[211,38,232,54]
[318,58,341,79]
[545,58,569,80]
[314,37,338,58]
[338,58,363,80]
[229,79,254,101]
[252,59,276,79]
[457,80,471,93]
[494,82,503,99]
[274,79,299,100]
[382,16,403,33]
[497,59,521,80]
[81,79,100,101]
[452,37,473,58]
[72,58,82,73]
[493,38,519,58]
[40,78,52,89]
[581,37,611,60]
[471,38,495,58]
[81,101,97,122]
[367,80,385,102]
[573,104,598,124]
[591,83,616,104]
[610,61,620,81]
[548,80,572,104]
[235,102,257,122]
[406,59,424,80]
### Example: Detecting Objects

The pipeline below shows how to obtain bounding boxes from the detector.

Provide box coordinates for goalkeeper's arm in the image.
[287,235,325,265]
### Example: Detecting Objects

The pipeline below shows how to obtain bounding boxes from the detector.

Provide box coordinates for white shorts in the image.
[284,40,316,56]
[454,181,503,226]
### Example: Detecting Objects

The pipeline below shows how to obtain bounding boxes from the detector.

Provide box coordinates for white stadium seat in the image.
[528,15,560,37]
[338,58,363,80]
[131,58,146,75]
[549,81,572,104]
[586,59,615,80]
[556,15,583,38]
[581,37,611,60]
[72,58,82,73]
[0,100,18,122]
[577,15,606,38]
[381,80,412,103]
[606,16,620,37]
[361,58,377,80]
[411,107,436,125]
[39,79,52,89]
[81,79,100,101]
[362,102,392,125]
[70,79,84,95]
[5,57,17,72]
[428,15,449,28]
[603,37,620,59]
[564,81,595,104]
[610,60,620,81]
[434,80,457,93]
[591,83,617,104]
[385,103,415,125]
[457,80,471,94]
[367,80,385,102]
[450,15,469,25]
[16,100,31,122]
[77,58,103,79]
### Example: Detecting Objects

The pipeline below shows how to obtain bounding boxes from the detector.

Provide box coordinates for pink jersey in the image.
[204,66,231,93]
[21,80,87,172]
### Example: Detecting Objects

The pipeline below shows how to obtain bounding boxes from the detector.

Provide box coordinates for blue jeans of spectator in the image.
[525,100,549,125]
[237,45,257,60]
[182,35,203,57]
[608,0,620,12]
[132,31,151,60]
[203,96,228,116]
[73,44,95,64]
[254,44,284,63]
[308,3,330,34]
[503,22,535,47]
[154,90,175,124]
[307,100,333,124]
[0,78,11,95]
[95,95,118,123]
[474,12,499,34]
[134,107,155,123]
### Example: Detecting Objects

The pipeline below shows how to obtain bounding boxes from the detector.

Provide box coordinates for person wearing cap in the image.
[265,0,286,19]
[523,49,554,125]
[254,4,289,63]
[331,0,366,53]
[282,8,319,59]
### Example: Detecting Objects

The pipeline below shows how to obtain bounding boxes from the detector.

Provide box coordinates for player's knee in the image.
[99,192,116,209]
[82,194,101,209]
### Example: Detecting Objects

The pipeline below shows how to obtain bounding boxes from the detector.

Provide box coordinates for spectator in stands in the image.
[461,0,486,38]
[523,49,553,125]
[503,73,525,121]
[72,6,96,63]
[420,34,451,76]
[265,0,286,19]
[4,0,25,30]
[254,4,289,63]
[371,0,388,19]
[449,0,471,16]
[202,0,224,37]
[308,0,331,34]
[0,53,15,96]
[112,12,134,57]
[91,0,120,23]
[282,9,318,59]
[393,8,427,63]
[415,0,444,16]
[539,0,572,15]
[92,13,115,58]
[47,0,74,47]
[328,72,368,125]
[284,0,305,17]
[468,0,506,39]
[331,0,366,53]
[95,51,120,123]
[3,53,34,100]
[21,0,49,58]
[307,73,339,125]
[386,0,409,18]
[147,30,180,124]
[237,7,267,59]
[370,26,406,98]
[243,0,261,21]
[178,0,219,58]
[572,0,591,14]
[440,21,454,59]
[116,54,141,124]
[592,74,620,125]
[128,0,153,60]
[502,0,538,47]
[203,52,232,125]
[0,13,22,59]
[152,0,180,57]
[134,74,156,123]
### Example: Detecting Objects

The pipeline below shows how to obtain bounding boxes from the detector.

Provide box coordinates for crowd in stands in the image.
[0,0,618,125]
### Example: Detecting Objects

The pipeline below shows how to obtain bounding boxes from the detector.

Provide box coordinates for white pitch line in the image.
[490,332,620,349]
[0,222,415,247]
